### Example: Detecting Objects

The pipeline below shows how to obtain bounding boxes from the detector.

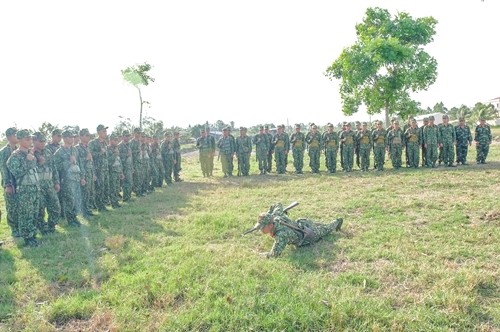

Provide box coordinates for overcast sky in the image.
[1,0,498,134]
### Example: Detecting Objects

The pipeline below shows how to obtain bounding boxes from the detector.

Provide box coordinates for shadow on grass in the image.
[0,248,15,323]
[287,232,343,271]
[14,180,217,327]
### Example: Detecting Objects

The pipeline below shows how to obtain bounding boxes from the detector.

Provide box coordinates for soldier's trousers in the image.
[441,142,455,166]
[122,167,133,200]
[456,144,468,164]
[109,171,121,207]
[390,145,403,168]
[163,159,174,183]
[37,180,61,230]
[476,143,489,162]
[407,143,420,168]
[325,148,337,173]
[3,191,18,233]
[308,148,320,173]
[275,148,287,174]
[220,153,233,176]
[256,151,268,173]
[296,219,336,246]
[95,172,110,209]
[133,163,142,194]
[373,145,385,170]
[421,144,427,166]
[292,149,304,172]
[81,171,95,212]
[267,151,273,172]
[426,144,438,166]
[61,180,78,222]
[355,146,360,167]
[16,185,39,239]
[199,150,211,176]
[342,145,354,171]
[237,153,250,176]
[174,153,182,180]
[359,146,370,171]
[207,155,214,176]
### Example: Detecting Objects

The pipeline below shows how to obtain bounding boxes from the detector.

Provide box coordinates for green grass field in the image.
[1,130,499,331]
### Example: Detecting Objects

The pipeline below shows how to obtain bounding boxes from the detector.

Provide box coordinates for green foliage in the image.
[325,7,438,123]
[121,62,155,129]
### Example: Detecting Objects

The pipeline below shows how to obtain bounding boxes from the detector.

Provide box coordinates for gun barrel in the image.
[283,201,299,213]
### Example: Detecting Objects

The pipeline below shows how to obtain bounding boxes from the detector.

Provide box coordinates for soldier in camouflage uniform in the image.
[455,117,472,165]
[161,131,175,184]
[339,122,347,170]
[6,130,40,246]
[404,119,421,168]
[420,118,429,167]
[340,123,356,172]
[289,124,305,174]
[372,121,387,171]
[46,129,62,155]
[0,127,19,237]
[235,127,252,176]
[89,124,110,211]
[118,130,134,201]
[130,128,144,197]
[403,117,415,167]
[306,124,322,173]
[474,118,492,164]
[356,122,372,171]
[387,121,404,169]
[244,202,343,258]
[173,131,183,182]
[264,126,274,173]
[197,128,216,177]
[438,114,456,167]
[108,133,124,208]
[354,121,362,168]
[253,126,270,175]
[272,125,290,174]
[33,132,61,233]
[322,123,339,173]
[217,127,236,177]
[423,116,440,168]
[54,130,85,227]
[76,128,96,217]
[151,134,164,187]
[141,134,153,192]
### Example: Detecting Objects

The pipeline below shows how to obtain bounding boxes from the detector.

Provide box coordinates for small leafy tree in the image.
[325,7,438,126]
[470,102,497,124]
[121,62,155,129]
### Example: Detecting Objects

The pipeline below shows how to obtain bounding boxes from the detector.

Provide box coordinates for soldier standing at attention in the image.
[33,132,61,233]
[290,124,306,174]
[76,128,96,217]
[118,130,134,201]
[130,128,143,197]
[356,122,372,172]
[264,125,274,173]
[404,119,421,168]
[217,127,236,177]
[235,127,252,176]
[6,130,40,246]
[403,117,415,167]
[272,125,290,174]
[354,121,362,169]
[423,116,440,168]
[173,131,183,182]
[372,121,387,171]
[339,122,347,171]
[160,132,175,184]
[322,123,339,173]
[46,129,62,155]
[54,130,85,227]
[387,121,404,169]
[107,133,124,208]
[305,124,322,173]
[420,117,429,167]
[455,117,472,165]
[474,117,492,164]
[150,134,163,188]
[438,114,456,167]
[0,127,19,237]
[196,128,214,177]
[253,126,270,175]
[88,124,110,211]
[340,123,356,172]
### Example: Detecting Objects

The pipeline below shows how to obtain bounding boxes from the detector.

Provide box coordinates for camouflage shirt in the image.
[455,125,472,146]
[0,144,17,187]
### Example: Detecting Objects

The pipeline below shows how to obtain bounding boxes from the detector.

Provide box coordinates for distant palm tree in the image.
[448,105,472,121]
[469,103,497,124]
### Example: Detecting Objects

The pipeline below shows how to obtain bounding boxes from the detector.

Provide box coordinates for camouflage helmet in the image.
[243,212,274,235]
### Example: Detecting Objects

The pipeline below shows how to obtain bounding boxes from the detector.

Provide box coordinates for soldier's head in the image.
[362,122,368,130]
[393,121,400,129]
[5,127,18,144]
[51,129,62,144]
[61,130,74,146]
[133,128,142,139]
[121,130,131,143]
[355,121,361,130]
[411,119,417,128]
[311,124,318,133]
[458,117,465,126]
[295,124,301,133]
[79,128,91,144]
[277,125,284,133]
[16,129,32,150]
[428,116,435,125]
[96,124,108,140]
[327,123,334,132]
[345,123,351,131]
[222,127,230,137]
[258,126,264,134]
[109,133,119,146]
[442,114,449,125]
[264,125,269,133]
[239,127,245,137]
[423,117,429,126]
[377,121,383,129]
[479,117,486,126]
[174,131,180,139]
[163,131,172,141]
[73,132,80,145]
[32,132,46,150]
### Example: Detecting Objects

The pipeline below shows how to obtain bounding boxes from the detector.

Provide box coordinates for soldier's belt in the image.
[392,138,402,144]
[38,172,52,181]
[344,137,354,144]
[275,141,285,148]
[294,141,303,148]
[376,138,385,144]
[309,142,320,148]
[360,137,369,144]
[327,141,337,147]
[409,136,417,142]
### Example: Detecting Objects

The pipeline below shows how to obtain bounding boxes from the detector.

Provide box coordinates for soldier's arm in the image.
[0,150,12,187]
[267,234,287,258]
[7,154,36,180]
[49,154,60,185]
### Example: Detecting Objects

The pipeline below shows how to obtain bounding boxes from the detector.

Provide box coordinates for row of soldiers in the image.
[197,115,493,176]
[0,125,184,247]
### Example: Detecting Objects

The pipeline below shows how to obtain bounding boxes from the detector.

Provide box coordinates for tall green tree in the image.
[470,102,497,124]
[325,7,438,126]
[121,62,155,129]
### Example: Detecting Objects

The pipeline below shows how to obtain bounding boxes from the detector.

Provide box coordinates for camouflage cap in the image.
[442,114,449,119]
[32,132,46,141]
[428,116,435,121]
[423,117,429,122]
[393,121,399,125]
[51,129,62,136]
[458,117,465,121]
[133,128,142,134]
[5,127,17,137]
[479,117,486,121]
[222,126,230,132]
[79,128,90,136]
[327,123,334,127]
[109,133,118,139]
[239,126,245,131]
[264,125,269,129]
[355,121,361,125]
[311,124,317,129]
[258,126,264,130]
[121,129,131,136]
[295,124,301,129]
[96,124,108,132]
[362,122,368,126]
[16,129,31,139]
[252,213,274,231]
[61,130,73,138]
